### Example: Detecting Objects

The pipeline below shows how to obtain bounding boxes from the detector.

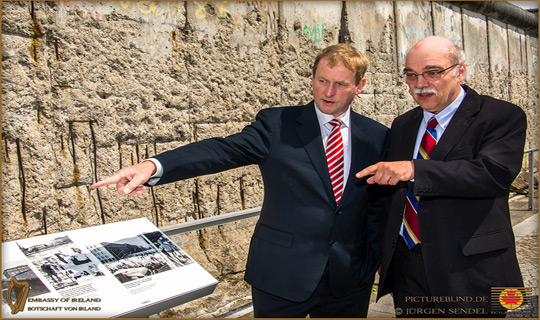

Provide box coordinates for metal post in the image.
[529,151,534,211]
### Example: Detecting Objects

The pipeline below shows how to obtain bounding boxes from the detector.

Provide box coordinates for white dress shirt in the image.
[412,86,466,159]
[314,104,352,189]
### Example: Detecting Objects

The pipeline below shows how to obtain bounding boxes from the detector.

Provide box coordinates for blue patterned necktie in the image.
[401,117,438,248]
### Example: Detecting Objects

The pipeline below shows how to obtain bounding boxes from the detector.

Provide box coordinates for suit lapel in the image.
[392,108,424,209]
[431,86,480,160]
[340,112,369,203]
[401,109,424,159]
[295,102,336,203]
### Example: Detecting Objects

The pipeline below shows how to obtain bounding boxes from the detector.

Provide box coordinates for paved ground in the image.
[224,192,538,319]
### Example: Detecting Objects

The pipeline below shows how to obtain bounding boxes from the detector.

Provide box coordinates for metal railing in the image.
[525,148,538,211]
[160,206,261,237]
[160,148,538,236]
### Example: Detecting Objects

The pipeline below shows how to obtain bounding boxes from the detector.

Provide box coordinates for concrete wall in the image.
[2,1,538,317]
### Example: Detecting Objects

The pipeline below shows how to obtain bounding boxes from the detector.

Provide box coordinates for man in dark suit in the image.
[357,36,526,317]
[92,44,389,318]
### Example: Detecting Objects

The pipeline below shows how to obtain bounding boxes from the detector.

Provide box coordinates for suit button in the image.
[336,211,343,215]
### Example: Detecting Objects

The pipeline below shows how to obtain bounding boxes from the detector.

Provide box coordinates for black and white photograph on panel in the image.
[2,261,51,304]
[16,236,103,290]
[141,231,194,268]
[87,233,174,284]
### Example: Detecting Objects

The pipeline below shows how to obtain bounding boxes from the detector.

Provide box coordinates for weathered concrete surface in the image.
[1,1,538,317]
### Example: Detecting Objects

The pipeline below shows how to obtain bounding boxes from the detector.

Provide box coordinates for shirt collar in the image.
[314,102,351,129]
[422,86,466,130]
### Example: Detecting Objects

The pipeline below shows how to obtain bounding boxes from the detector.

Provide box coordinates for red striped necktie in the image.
[326,119,344,205]
[402,117,438,249]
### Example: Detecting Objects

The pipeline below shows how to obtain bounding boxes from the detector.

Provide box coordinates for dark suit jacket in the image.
[153,101,389,301]
[377,86,526,309]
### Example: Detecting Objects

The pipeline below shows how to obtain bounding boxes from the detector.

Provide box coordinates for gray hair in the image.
[449,42,466,65]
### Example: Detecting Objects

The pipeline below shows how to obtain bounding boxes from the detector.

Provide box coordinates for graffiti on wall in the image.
[302,24,325,43]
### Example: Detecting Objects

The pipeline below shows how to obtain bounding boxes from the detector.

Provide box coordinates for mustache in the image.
[413,88,438,96]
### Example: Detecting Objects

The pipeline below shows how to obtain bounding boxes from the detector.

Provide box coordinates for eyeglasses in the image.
[403,64,459,83]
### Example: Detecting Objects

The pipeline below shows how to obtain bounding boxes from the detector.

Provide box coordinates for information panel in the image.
[1,218,218,318]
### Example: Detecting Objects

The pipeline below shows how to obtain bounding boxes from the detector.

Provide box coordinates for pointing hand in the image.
[91,161,157,195]
[356,161,414,185]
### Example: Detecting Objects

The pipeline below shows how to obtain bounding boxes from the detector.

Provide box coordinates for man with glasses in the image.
[357,36,526,317]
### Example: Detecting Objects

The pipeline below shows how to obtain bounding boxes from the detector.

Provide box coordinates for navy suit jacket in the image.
[377,86,526,309]
[154,101,389,301]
